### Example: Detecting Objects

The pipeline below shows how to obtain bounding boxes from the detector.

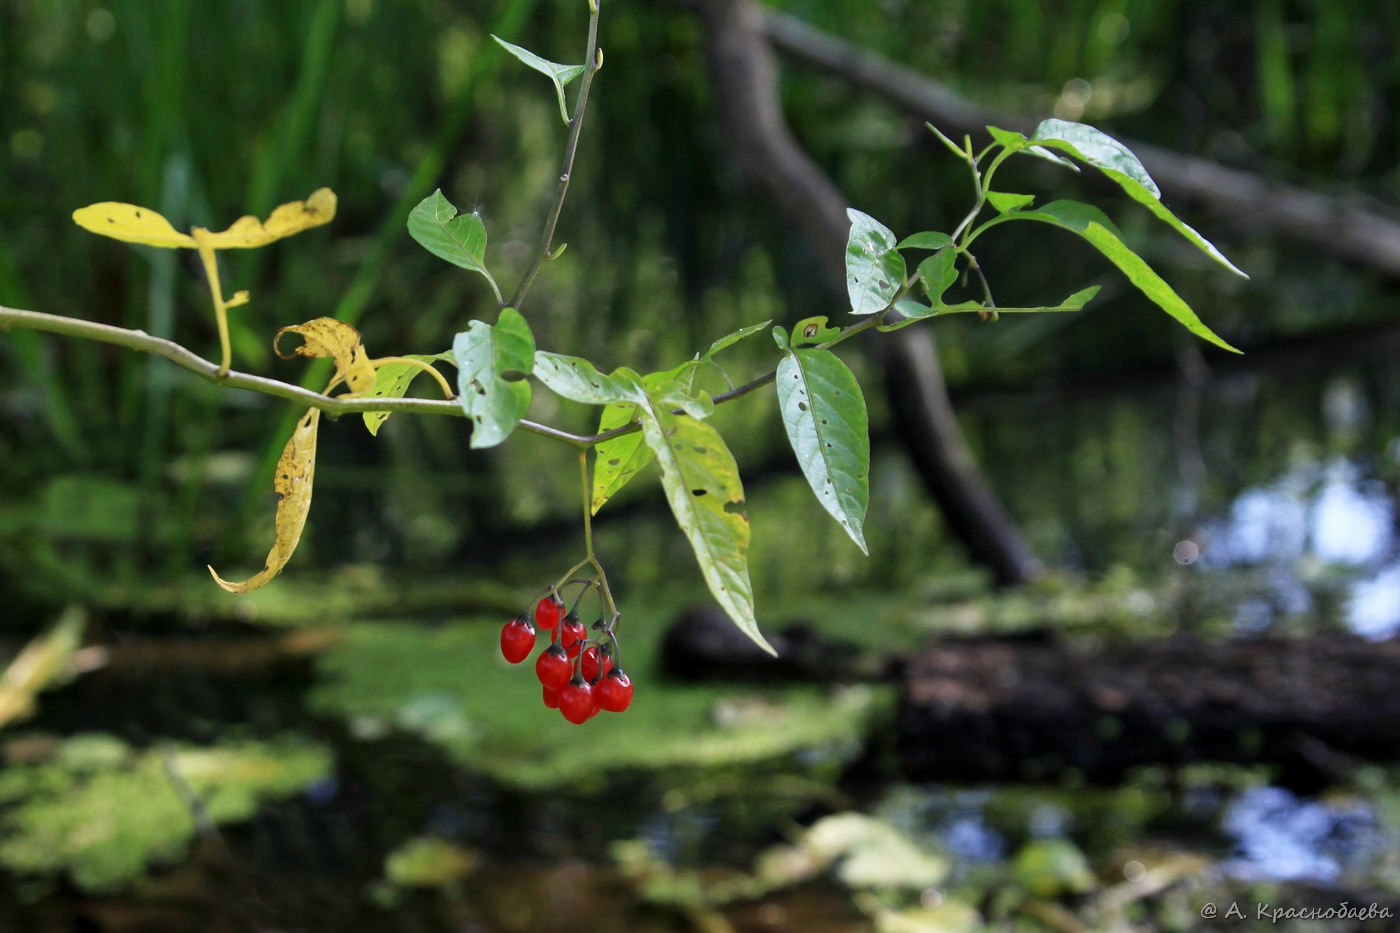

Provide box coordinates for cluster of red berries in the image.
[500,593,633,723]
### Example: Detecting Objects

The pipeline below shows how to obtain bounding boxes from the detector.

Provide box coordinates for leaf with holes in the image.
[973,200,1238,352]
[845,209,905,316]
[407,190,502,303]
[627,379,772,655]
[591,402,649,514]
[492,35,586,125]
[452,308,535,448]
[533,351,631,405]
[773,326,870,554]
[208,407,320,593]
[1029,119,1246,277]
[362,351,454,436]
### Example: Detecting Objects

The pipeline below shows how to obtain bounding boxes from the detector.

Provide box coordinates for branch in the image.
[508,3,603,311]
[759,9,1400,278]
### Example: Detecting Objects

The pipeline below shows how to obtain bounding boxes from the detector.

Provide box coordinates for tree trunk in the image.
[695,0,1040,585]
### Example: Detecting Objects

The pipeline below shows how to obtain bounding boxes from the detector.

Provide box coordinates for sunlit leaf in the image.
[845,209,905,316]
[407,190,502,302]
[198,188,337,248]
[209,408,320,593]
[453,307,535,448]
[492,34,586,125]
[986,191,1035,212]
[362,351,454,436]
[1030,119,1247,277]
[895,231,953,251]
[71,203,196,248]
[916,249,958,305]
[882,286,1100,330]
[626,378,773,655]
[704,320,772,359]
[789,316,841,347]
[274,317,377,394]
[773,327,870,554]
[984,124,1081,171]
[974,199,1237,351]
[533,351,630,405]
[591,402,650,514]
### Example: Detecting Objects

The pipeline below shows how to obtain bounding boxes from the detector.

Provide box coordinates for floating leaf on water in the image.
[209,408,320,593]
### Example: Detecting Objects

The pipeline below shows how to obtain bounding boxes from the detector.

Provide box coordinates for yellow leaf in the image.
[274,317,377,395]
[209,408,321,593]
[71,202,197,248]
[199,187,337,249]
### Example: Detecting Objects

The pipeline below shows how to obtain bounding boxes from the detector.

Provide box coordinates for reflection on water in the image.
[1221,786,1385,883]
[1201,457,1399,638]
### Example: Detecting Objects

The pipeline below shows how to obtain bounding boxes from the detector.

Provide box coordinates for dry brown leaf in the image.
[274,317,377,395]
[208,407,321,593]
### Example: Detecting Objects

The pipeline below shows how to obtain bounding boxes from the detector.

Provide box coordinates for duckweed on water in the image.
[0,733,330,892]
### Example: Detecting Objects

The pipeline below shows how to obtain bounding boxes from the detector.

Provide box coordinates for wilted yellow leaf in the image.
[274,317,377,395]
[208,408,321,593]
[71,203,197,248]
[199,188,337,248]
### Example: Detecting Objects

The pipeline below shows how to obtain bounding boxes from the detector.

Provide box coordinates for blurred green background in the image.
[2,1,1399,930]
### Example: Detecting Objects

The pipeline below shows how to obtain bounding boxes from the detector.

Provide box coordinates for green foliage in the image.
[407,190,502,304]
[772,325,871,554]
[491,34,587,125]
[628,380,771,655]
[844,209,906,316]
[0,734,330,892]
[362,351,454,436]
[453,308,536,448]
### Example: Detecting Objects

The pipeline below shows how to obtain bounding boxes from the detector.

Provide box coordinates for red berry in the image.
[560,616,587,658]
[535,644,572,692]
[559,679,594,724]
[499,617,536,664]
[535,595,563,630]
[581,645,613,681]
[598,670,633,713]
[542,686,560,709]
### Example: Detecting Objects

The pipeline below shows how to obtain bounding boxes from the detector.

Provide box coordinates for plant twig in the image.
[507,3,603,311]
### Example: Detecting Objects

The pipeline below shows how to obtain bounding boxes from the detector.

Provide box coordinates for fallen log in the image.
[898,634,1400,786]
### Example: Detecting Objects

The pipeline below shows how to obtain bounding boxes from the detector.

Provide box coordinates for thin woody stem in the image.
[507,2,602,312]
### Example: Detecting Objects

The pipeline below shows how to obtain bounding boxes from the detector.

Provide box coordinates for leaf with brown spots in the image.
[208,408,320,593]
[275,318,377,395]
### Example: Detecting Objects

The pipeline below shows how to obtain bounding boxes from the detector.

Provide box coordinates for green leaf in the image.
[926,123,968,160]
[790,315,841,347]
[986,191,1035,212]
[1030,119,1247,277]
[882,286,1099,331]
[491,35,586,125]
[775,348,870,553]
[845,209,905,316]
[704,320,772,359]
[407,190,503,303]
[916,250,958,305]
[362,351,454,436]
[591,403,650,514]
[627,380,773,656]
[896,231,954,251]
[976,200,1238,352]
[532,351,630,405]
[452,307,536,448]
[986,126,1027,150]
[985,124,1080,171]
